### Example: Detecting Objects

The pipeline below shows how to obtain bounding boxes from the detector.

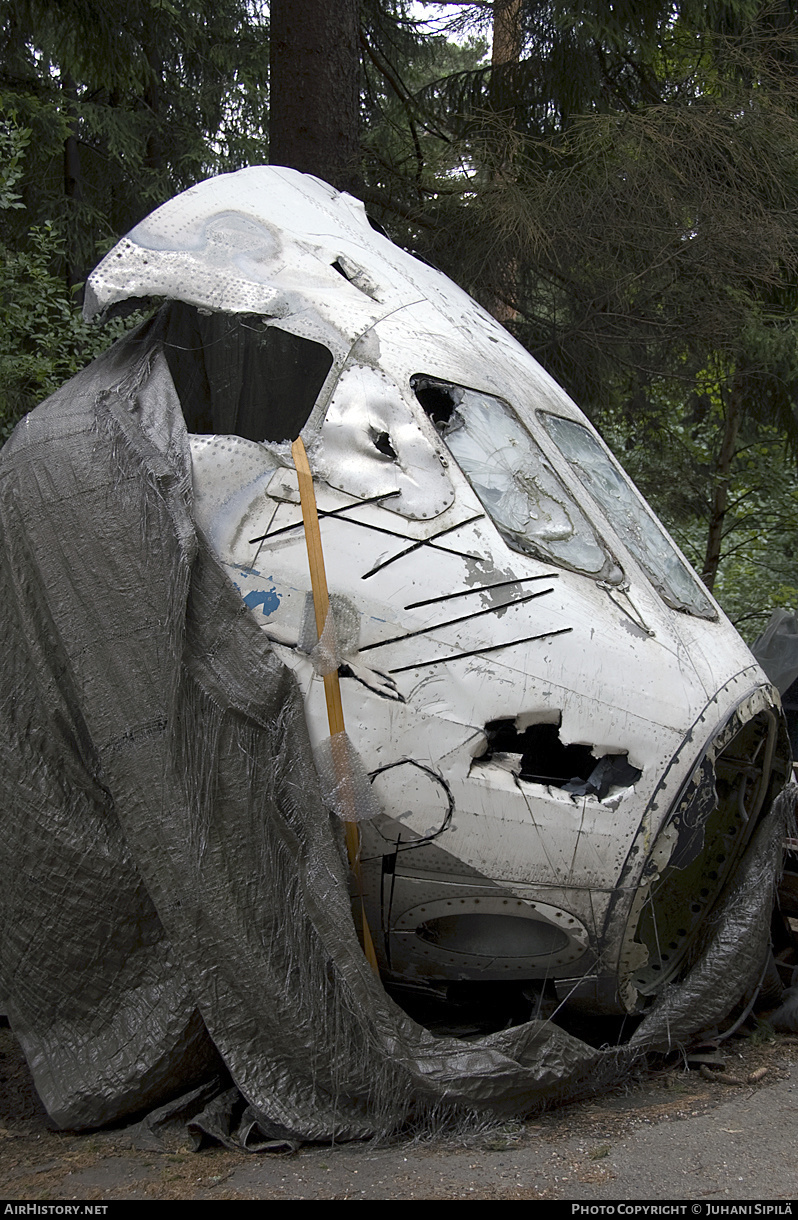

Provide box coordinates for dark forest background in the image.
[3,0,798,634]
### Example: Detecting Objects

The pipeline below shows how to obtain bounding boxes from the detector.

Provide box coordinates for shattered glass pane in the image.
[541,413,715,617]
[413,378,617,579]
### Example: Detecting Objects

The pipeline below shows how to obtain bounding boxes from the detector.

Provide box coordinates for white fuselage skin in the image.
[87,167,781,1014]
[188,302,768,1011]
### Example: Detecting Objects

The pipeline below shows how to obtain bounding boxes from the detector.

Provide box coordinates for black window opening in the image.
[160,300,333,443]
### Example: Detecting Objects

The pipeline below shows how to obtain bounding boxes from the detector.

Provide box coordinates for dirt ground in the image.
[2,1020,798,1202]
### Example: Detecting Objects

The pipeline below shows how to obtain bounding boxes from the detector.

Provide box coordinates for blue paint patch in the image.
[243,587,281,617]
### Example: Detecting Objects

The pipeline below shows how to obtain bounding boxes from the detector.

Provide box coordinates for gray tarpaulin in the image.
[753,610,798,695]
[0,321,788,1143]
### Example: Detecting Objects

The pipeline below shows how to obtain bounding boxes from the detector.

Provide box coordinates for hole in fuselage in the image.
[411,376,459,429]
[481,718,596,787]
[474,717,641,797]
[371,428,397,460]
[161,300,333,442]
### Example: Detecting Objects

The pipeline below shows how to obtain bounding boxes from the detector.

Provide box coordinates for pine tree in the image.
[361,1,798,629]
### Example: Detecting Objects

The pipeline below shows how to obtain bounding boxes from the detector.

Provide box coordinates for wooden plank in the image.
[291,437,379,975]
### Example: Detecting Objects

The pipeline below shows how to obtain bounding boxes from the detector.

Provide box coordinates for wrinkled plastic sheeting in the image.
[631,784,793,1051]
[752,609,798,696]
[0,323,788,1144]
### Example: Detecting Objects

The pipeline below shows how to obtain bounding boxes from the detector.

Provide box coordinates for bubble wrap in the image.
[315,731,380,823]
[298,592,361,677]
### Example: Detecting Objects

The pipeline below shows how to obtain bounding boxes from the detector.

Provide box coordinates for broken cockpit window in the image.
[411,376,621,583]
[541,413,715,619]
[474,717,641,797]
[161,300,334,442]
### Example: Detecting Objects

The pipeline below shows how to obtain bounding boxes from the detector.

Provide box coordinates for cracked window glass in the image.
[412,377,620,581]
[541,412,715,617]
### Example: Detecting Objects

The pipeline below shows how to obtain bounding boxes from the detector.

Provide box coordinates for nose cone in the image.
[101,164,789,1022]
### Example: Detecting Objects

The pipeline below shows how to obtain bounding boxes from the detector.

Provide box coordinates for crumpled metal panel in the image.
[315,365,455,519]
[85,168,429,360]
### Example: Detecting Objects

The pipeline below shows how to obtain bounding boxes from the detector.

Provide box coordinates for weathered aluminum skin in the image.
[87,166,789,1015]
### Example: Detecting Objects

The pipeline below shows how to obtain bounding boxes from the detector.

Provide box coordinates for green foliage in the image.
[601,377,798,639]
[360,1,488,236]
[0,0,269,439]
[0,116,138,438]
[0,0,270,289]
[0,111,26,208]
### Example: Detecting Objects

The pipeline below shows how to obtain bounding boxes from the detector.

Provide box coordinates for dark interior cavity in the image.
[478,717,640,796]
[160,300,333,442]
[483,718,594,785]
[411,374,460,429]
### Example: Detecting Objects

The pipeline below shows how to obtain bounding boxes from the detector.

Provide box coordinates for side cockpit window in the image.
[411,376,621,582]
[162,300,333,442]
[540,413,715,618]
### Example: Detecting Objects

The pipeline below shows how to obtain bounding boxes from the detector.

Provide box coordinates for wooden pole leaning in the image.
[291,436,380,976]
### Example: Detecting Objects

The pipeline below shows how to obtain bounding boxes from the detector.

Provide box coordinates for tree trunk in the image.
[492,0,523,68]
[702,385,743,592]
[484,0,523,323]
[269,0,361,195]
[61,72,84,296]
[141,13,164,179]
